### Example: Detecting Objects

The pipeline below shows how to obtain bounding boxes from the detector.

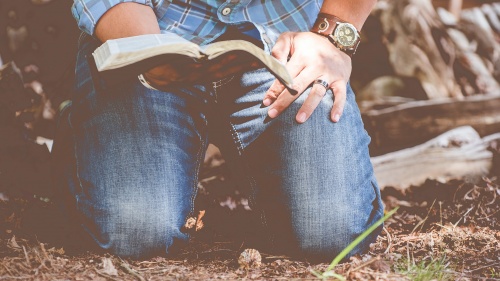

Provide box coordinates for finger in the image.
[330,80,347,123]
[295,79,330,123]
[267,68,314,119]
[263,55,305,107]
[262,33,294,107]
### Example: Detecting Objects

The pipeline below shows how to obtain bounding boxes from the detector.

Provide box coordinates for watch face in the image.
[334,23,358,48]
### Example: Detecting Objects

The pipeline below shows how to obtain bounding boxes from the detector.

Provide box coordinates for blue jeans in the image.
[53,32,384,260]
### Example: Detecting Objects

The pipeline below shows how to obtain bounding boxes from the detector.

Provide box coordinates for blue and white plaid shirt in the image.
[72,0,323,45]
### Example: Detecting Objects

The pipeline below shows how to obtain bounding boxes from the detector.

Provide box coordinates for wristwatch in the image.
[310,13,361,57]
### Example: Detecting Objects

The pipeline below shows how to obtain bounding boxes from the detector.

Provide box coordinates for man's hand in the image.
[262,31,352,123]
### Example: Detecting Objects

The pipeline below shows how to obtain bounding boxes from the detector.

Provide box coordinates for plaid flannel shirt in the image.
[72,0,323,45]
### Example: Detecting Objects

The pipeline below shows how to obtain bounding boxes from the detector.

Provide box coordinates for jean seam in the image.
[228,122,244,156]
[185,119,207,236]
[248,173,274,249]
[68,111,85,197]
[77,31,88,47]
[212,75,235,89]
[371,180,385,218]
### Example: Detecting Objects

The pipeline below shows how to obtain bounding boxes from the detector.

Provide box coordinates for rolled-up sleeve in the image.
[72,0,155,36]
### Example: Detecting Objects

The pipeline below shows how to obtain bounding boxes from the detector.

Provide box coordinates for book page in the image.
[94,33,202,71]
[202,40,294,91]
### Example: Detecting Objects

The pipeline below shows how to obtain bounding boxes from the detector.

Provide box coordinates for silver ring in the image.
[313,79,329,89]
[138,74,160,91]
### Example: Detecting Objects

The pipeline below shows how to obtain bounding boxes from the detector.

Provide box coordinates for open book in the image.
[89,33,295,93]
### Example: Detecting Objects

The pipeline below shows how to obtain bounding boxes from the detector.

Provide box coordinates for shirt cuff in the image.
[72,0,154,36]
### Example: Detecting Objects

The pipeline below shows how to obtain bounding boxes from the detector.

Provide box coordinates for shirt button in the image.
[222,7,231,16]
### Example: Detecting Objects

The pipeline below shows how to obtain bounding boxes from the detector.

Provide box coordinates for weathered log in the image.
[357,75,426,102]
[363,94,500,155]
[461,7,496,35]
[449,0,463,17]
[373,126,500,190]
[377,0,463,99]
[481,4,500,34]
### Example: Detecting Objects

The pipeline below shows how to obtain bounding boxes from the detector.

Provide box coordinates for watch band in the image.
[310,13,360,57]
[311,13,346,38]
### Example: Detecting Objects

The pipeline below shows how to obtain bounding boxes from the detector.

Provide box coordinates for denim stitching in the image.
[228,122,274,249]
[212,75,235,88]
[68,111,85,196]
[228,122,244,156]
[248,172,274,249]
[185,116,207,237]
[212,76,235,102]
[77,31,88,47]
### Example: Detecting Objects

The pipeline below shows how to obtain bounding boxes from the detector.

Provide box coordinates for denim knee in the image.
[83,196,189,259]
[295,217,382,260]
[291,194,384,261]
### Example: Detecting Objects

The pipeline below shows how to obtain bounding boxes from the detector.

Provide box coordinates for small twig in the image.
[263,255,292,260]
[22,246,30,269]
[406,241,411,272]
[481,208,500,219]
[120,262,146,281]
[383,227,393,254]
[411,199,436,234]
[350,257,379,273]
[1,263,15,276]
[39,243,49,261]
[135,266,171,272]
[439,201,443,226]
[95,269,121,281]
[453,206,474,227]
[466,262,500,273]
[0,276,32,280]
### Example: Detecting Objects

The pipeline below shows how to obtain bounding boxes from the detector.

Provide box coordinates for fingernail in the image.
[263,98,272,107]
[268,108,278,118]
[333,114,341,122]
[297,112,306,123]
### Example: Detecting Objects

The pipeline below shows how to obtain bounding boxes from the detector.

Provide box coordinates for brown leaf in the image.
[7,235,21,250]
[369,258,391,273]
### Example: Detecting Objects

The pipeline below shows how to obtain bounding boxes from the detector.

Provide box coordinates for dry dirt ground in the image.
[0,156,499,280]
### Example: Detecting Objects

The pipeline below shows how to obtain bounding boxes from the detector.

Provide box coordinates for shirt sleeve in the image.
[72,0,155,36]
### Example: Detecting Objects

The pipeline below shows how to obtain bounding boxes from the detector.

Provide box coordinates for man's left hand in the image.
[263,31,352,123]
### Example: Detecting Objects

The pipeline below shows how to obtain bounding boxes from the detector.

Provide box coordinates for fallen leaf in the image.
[369,258,391,273]
[7,235,21,250]
[184,217,196,229]
[100,257,118,276]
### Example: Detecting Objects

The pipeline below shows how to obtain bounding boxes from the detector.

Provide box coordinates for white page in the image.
[94,33,201,71]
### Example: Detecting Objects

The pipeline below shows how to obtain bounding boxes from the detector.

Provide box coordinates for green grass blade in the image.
[325,207,399,272]
[322,271,346,280]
